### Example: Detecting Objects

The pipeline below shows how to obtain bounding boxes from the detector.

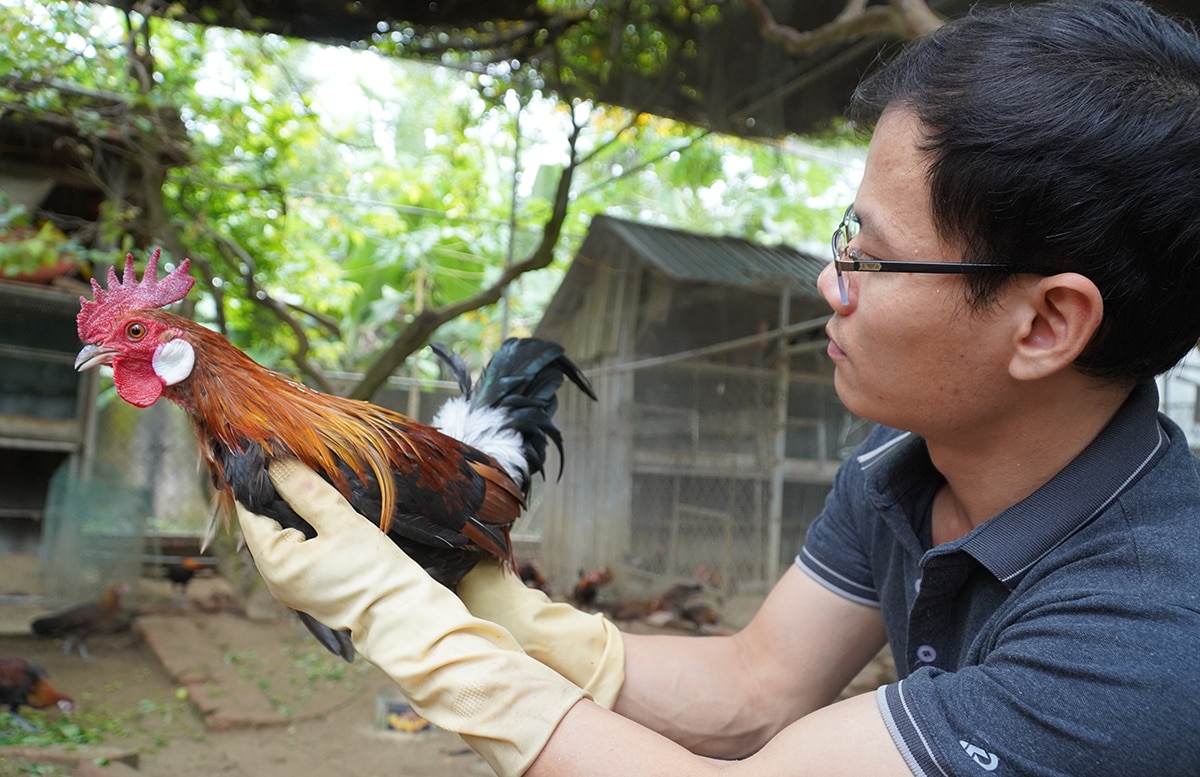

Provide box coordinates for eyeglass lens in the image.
[832,208,856,305]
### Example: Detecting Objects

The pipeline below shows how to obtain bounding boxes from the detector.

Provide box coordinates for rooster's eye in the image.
[126,322,147,341]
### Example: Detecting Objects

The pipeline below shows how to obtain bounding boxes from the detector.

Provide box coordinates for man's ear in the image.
[1009,273,1104,381]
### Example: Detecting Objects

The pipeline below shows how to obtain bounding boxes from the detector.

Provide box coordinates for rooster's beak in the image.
[75,344,118,372]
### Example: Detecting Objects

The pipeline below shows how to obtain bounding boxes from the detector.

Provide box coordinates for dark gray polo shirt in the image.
[799,381,1200,776]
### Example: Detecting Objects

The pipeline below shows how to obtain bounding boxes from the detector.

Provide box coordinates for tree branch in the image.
[741,0,942,56]
[347,112,584,401]
[210,234,337,393]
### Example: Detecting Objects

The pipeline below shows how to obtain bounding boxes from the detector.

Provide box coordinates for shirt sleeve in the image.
[877,592,1200,777]
[795,427,900,607]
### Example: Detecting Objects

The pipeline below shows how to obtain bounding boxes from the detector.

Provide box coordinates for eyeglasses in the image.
[831,205,1037,306]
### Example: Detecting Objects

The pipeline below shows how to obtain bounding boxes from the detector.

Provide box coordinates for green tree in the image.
[0,1,863,398]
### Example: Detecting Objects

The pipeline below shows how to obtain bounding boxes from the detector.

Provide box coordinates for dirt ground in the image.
[0,570,895,777]
[0,572,498,777]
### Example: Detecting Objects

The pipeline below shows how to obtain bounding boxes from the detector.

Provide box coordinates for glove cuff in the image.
[459,563,626,708]
[355,604,586,777]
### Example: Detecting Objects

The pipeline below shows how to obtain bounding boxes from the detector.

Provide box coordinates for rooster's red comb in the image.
[77,249,194,341]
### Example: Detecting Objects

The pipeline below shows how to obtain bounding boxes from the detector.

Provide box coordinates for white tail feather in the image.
[433,398,528,483]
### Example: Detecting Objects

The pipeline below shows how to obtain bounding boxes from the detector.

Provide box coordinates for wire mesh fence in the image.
[38,460,149,606]
[608,343,870,597]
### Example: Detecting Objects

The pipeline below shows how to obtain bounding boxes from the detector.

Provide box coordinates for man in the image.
[237,1,1200,774]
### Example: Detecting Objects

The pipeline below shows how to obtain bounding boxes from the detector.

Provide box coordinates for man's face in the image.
[818,108,1019,439]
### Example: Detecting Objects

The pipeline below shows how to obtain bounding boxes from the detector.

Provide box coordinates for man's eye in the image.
[126,322,147,340]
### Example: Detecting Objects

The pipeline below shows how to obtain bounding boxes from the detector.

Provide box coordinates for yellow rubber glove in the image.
[235,461,585,777]
[457,562,626,709]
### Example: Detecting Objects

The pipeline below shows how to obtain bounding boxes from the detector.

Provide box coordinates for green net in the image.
[37,460,149,606]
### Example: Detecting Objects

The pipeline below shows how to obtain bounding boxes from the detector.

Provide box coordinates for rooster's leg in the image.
[6,711,38,733]
[72,638,93,662]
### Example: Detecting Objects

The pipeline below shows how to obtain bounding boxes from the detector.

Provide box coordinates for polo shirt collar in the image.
[860,381,1168,590]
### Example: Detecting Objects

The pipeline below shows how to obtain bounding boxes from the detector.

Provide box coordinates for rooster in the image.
[0,656,76,732]
[166,556,207,604]
[517,560,551,594]
[652,582,703,614]
[30,582,129,661]
[572,565,614,609]
[75,250,595,661]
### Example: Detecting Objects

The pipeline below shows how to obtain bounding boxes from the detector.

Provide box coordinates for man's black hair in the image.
[850,0,1200,381]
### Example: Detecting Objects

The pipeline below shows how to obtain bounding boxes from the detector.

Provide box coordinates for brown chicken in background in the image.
[517,561,552,594]
[30,582,129,661]
[652,583,703,613]
[0,656,76,732]
[74,251,595,661]
[679,602,724,632]
[600,582,725,633]
[605,596,656,621]
[572,565,614,609]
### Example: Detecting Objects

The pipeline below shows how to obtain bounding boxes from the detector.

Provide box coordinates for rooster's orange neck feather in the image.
[144,310,428,532]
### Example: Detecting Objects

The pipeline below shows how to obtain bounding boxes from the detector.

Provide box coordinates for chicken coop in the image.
[0,83,186,603]
[529,215,871,598]
[0,279,99,551]
[0,276,159,605]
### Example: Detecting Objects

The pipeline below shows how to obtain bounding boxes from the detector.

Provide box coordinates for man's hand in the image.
[237,461,585,777]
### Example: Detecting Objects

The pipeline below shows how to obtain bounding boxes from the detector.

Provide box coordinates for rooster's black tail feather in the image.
[431,337,595,490]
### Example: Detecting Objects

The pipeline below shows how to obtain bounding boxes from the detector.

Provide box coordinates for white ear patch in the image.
[152,339,195,386]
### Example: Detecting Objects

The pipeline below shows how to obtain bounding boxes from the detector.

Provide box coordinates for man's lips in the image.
[825,329,846,360]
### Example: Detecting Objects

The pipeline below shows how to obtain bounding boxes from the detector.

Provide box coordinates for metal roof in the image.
[588,215,827,300]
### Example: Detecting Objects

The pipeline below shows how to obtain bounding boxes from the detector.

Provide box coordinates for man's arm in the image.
[614,566,890,758]
[531,691,911,777]
[535,690,907,772]
[527,570,909,776]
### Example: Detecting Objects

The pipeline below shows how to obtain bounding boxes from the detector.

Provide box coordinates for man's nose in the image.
[818,262,851,311]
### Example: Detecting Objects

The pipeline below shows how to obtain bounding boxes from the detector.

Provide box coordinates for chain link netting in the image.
[613,342,870,596]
